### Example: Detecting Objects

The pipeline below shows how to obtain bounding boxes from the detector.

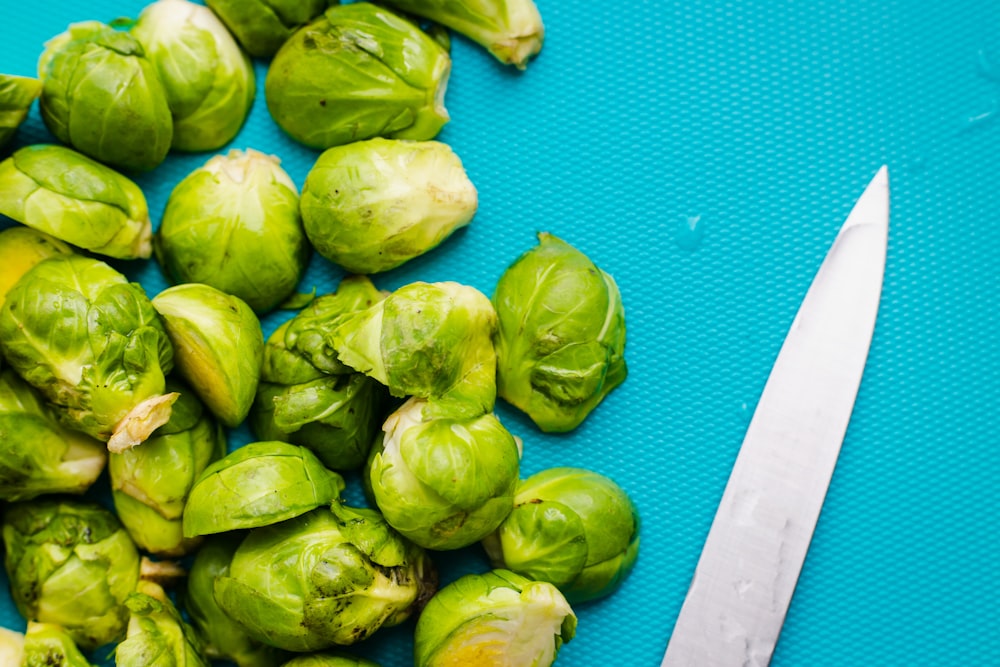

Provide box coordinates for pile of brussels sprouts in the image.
[0,1,639,666]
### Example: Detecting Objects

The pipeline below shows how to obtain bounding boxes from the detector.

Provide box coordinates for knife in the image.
[661,167,890,667]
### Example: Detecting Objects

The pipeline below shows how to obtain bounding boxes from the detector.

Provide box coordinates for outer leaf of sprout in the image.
[205,0,330,59]
[182,441,345,537]
[116,579,211,666]
[22,622,93,667]
[0,227,73,309]
[0,74,42,149]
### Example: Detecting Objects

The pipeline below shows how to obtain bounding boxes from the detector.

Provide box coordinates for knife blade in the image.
[661,167,890,667]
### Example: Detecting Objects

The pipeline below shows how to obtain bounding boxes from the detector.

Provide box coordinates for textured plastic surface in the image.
[2,1,999,665]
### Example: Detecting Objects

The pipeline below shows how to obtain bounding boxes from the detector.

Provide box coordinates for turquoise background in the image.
[2,0,999,665]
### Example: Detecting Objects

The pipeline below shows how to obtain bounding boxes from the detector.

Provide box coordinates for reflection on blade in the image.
[662,167,889,667]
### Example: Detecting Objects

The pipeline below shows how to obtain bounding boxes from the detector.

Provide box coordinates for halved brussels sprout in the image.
[0,255,176,451]
[184,536,289,667]
[152,283,264,427]
[183,441,345,537]
[281,653,380,667]
[301,138,477,274]
[413,569,575,667]
[382,0,544,69]
[251,276,388,470]
[0,74,42,150]
[110,382,226,556]
[482,467,640,603]
[23,622,93,667]
[494,233,627,432]
[214,502,436,651]
[2,498,141,651]
[0,227,73,308]
[367,397,520,550]
[131,0,255,152]
[38,21,172,171]
[116,579,211,666]
[154,149,309,313]
[0,368,106,502]
[0,627,24,666]
[331,281,497,417]
[205,0,330,59]
[0,145,153,259]
[265,3,451,150]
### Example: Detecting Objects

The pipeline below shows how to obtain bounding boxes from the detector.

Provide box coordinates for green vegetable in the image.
[494,233,627,432]
[214,502,436,651]
[0,227,73,309]
[281,653,380,667]
[184,536,289,667]
[0,74,42,150]
[0,145,153,259]
[22,622,93,667]
[116,579,211,666]
[368,397,520,550]
[183,441,345,538]
[0,627,24,666]
[382,0,544,69]
[413,569,575,667]
[152,283,264,427]
[0,255,177,451]
[205,0,331,59]
[37,21,172,171]
[482,467,640,603]
[331,281,498,417]
[265,3,451,150]
[300,138,477,274]
[251,276,388,470]
[131,0,255,152]
[0,368,106,502]
[2,498,141,651]
[110,382,226,556]
[154,148,309,313]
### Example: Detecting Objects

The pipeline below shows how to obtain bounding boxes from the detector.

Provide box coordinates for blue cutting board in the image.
[2,1,999,665]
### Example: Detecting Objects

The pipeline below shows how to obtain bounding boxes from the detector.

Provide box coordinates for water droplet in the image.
[675,214,705,251]
[961,96,998,132]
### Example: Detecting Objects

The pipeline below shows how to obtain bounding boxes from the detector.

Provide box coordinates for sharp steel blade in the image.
[662,167,890,667]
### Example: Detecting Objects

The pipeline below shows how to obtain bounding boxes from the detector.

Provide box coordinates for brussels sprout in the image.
[154,149,309,313]
[265,3,451,150]
[0,255,177,451]
[152,283,264,427]
[22,622,93,667]
[482,467,640,604]
[300,138,477,274]
[251,276,388,470]
[368,397,520,550]
[494,233,627,432]
[382,0,544,69]
[2,499,141,651]
[0,227,73,308]
[205,0,330,59]
[413,569,575,667]
[131,0,255,152]
[183,441,345,537]
[0,145,153,259]
[110,382,226,556]
[0,74,42,150]
[281,653,380,667]
[214,502,436,651]
[0,368,106,502]
[184,536,289,667]
[332,281,497,416]
[116,579,211,666]
[37,21,172,172]
[0,627,24,666]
